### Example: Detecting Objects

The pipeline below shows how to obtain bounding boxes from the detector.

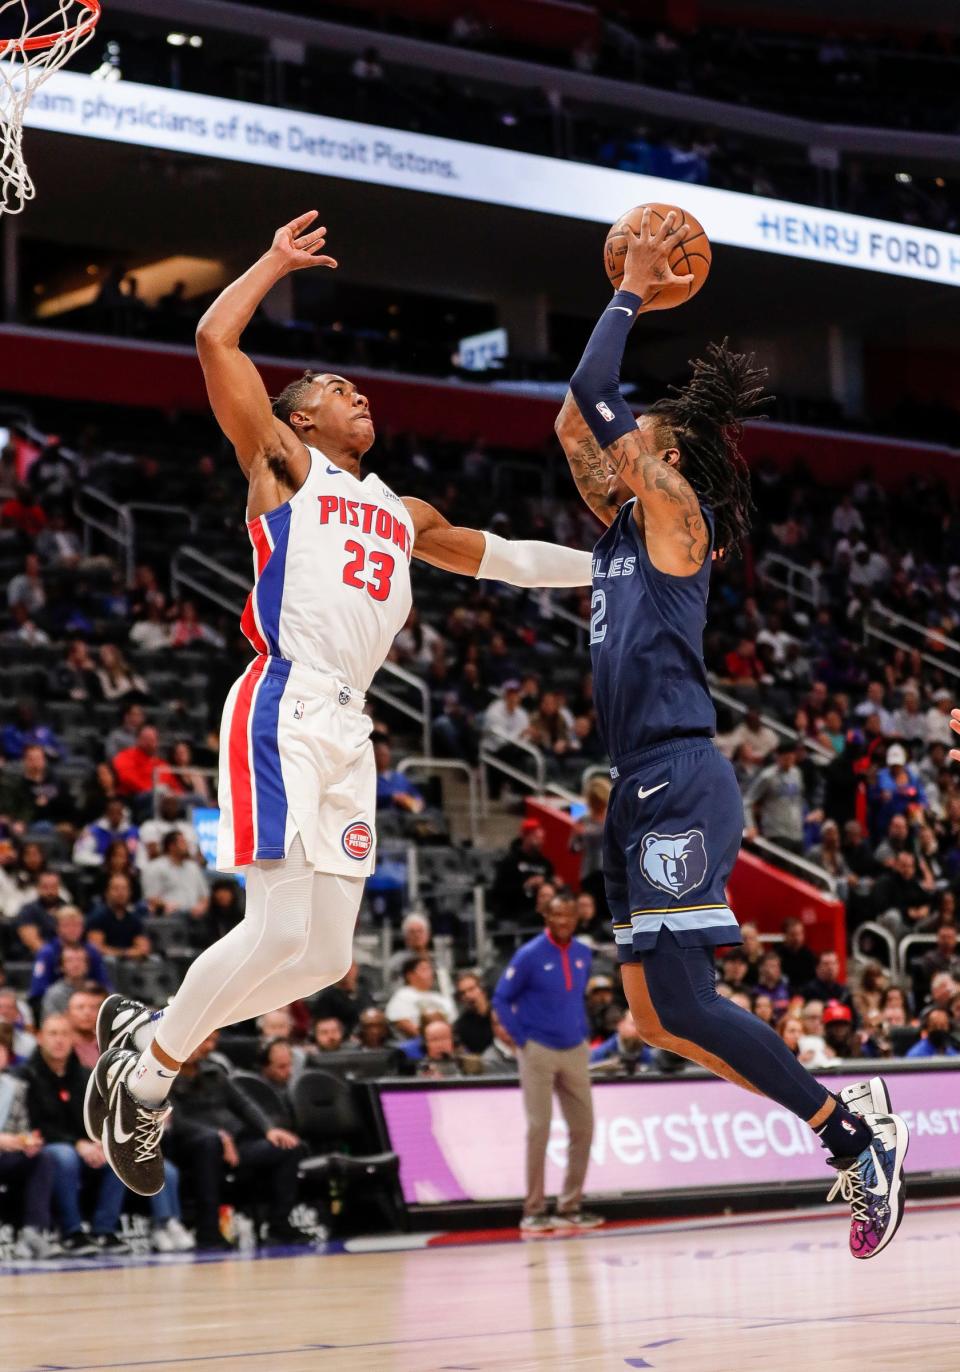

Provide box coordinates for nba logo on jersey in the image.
[293,700,305,720]
[341,821,374,861]
[640,830,708,900]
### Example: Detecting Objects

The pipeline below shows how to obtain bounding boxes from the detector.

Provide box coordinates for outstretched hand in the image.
[950,707,960,763]
[621,208,693,302]
[270,211,338,273]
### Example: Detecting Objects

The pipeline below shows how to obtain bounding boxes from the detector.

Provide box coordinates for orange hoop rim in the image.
[0,0,101,55]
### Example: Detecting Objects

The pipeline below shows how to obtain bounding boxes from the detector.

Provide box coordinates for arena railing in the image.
[74,489,198,584]
[746,834,839,898]
[709,682,834,764]
[862,615,960,686]
[109,0,960,169]
[479,729,579,810]
[171,545,247,617]
[852,920,900,976]
[898,932,938,981]
[396,757,480,845]
[756,552,823,609]
[369,661,432,759]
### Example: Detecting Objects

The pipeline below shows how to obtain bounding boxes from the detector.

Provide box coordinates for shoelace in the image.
[826,1164,870,1224]
[133,1105,171,1165]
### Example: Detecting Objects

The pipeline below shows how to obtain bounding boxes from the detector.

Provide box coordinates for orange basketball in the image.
[603,203,711,310]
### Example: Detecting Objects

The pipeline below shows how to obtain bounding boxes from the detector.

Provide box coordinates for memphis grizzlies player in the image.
[554,208,909,1260]
[84,212,592,1199]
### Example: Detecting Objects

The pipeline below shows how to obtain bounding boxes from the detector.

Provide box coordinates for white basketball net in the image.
[0,0,100,216]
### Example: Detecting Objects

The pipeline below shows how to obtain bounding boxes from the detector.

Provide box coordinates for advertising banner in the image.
[16,68,960,288]
[379,1070,960,1204]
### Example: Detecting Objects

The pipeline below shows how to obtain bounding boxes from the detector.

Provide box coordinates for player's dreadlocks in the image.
[648,339,772,559]
[272,370,320,425]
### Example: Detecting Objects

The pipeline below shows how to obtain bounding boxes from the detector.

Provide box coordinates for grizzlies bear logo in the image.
[639,830,708,900]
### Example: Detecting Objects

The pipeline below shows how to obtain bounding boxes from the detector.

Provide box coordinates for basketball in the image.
[603,203,712,310]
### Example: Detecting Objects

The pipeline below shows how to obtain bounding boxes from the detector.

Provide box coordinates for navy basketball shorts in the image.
[603,736,743,960]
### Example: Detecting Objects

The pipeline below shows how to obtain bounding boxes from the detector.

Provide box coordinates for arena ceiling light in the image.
[167,33,203,49]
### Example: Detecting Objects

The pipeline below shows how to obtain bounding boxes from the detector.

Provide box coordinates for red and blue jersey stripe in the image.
[240,504,293,659]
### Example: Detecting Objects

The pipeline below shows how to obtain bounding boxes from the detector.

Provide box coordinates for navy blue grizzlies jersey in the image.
[590,499,744,956]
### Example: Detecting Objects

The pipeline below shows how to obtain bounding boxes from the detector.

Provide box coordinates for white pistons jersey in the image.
[240,447,414,690]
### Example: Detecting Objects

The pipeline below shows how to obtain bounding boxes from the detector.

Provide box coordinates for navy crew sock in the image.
[815,1101,872,1158]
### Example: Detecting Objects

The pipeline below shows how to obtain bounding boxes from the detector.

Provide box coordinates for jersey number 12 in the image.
[342,540,395,602]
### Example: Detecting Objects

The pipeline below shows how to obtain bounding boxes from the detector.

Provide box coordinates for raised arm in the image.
[195,211,337,479]
[403,498,592,587]
[564,209,710,575]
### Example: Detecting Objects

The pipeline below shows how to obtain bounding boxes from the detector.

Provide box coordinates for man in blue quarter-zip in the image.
[493,894,602,1233]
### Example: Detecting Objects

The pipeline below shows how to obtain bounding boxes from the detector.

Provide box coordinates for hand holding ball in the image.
[604,203,711,311]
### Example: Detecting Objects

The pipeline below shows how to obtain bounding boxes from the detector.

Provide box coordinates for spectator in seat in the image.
[585,975,620,1039]
[853,962,889,1021]
[922,971,959,1019]
[717,947,752,996]
[138,791,202,865]
[716,707,778,763]
[142,830,210,923]
[308,960,374,1036]
[842,819,879,879]
[802,950,852,1011]
[98,838,143,903]
[481,680,532,796]
[164,1033,309,1250]
[95,644,148,704]
[481,1008,519,1075]
[1,702,63,762]
[870,744,927,836]
[259,1037,297,1098]
[905,1008,958,1059]
[723,636,763,685]
[0,988,35,1060]
[490,819,555,920]
[167,741,212,803]
[374,741,424,814]
[0,743,74,832]
[892,685,927,746]
[739,922,764,985]
[453,970,494,1054]
[385,956,455,1038]
[806,820,850,887]
[29,906,108,1008]
[72,797,139,868]
[310,1017,346,1055]
[23,1015,127,1255]
[590,1010,652,1073]
[925,689,955,749]
[755,950,791,1022]
[776,916,818,993]
[112,726,183,805]
[86,873,151,961]
[64,985,106,1069]
[256,1008,307,1075]
[386,912,434,985]
[52,639,100,703]
[916,924,960,994]
[416,1020,462,1078]
[777,1015,804,1058]
[569,777,610,923]
[797,1001,832,1069]
[873,814,912,868]
[822,1001,860,1059]
[6,550,46,612]
[129,599,171,652]
[0,1028,58,1258]
[15,870,68,954]
[872,851,932,937]
[40,946,94,1021]
[744,742,807,853]
[356,1008,392,1050]
[104,703,147,761]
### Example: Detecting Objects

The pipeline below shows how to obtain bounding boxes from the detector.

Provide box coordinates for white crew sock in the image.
[128,1046,178,1106]
[131,1008,165,1054]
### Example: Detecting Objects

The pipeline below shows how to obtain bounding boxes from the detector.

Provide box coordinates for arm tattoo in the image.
[605,432,709,570]
[555,392,618,526]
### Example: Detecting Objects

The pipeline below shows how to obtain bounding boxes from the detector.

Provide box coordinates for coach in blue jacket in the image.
[493,893,600,1231]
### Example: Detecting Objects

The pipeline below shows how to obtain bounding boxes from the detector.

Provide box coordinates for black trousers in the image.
[167,1132,307,1241]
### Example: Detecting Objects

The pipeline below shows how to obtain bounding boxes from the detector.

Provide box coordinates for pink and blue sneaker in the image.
[826,1107,909,1260]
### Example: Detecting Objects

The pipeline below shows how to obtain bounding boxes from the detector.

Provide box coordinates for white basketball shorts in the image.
[216,654,376,876]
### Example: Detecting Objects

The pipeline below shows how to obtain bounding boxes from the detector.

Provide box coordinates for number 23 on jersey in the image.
[342,540,395,602]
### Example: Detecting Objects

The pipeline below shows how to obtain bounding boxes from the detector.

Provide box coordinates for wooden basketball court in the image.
[5,1202,959,1371]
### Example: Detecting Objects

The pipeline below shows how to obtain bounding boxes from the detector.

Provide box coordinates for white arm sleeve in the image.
[476,531,593,588]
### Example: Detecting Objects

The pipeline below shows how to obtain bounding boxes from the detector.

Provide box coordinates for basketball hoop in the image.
[0,1,101,216]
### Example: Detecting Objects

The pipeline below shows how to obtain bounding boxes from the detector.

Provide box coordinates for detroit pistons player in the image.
[86,213,592,1197]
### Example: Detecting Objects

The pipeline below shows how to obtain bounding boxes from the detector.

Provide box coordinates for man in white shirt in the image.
[716,707,779,762]
[385,956,455,1038]
[138,793,201,867]
[482,679,531,749]
[142,831,209,919]
[925,690,955,748]
[831,495,864,539]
